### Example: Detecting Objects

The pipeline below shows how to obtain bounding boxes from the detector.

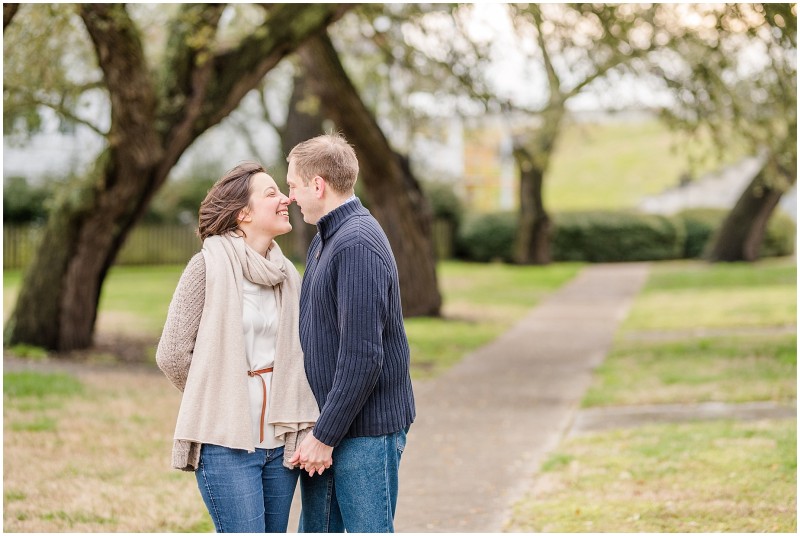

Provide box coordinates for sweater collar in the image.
[317,197,365,241]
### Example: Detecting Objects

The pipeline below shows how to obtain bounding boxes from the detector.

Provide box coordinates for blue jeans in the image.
[298,428,408,533]
[195,444,299,533]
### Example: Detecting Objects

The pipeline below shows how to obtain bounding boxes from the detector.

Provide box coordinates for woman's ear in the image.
[238,207,251,223]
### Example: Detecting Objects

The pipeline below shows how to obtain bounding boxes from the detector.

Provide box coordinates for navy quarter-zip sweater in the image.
[299,198,416,447]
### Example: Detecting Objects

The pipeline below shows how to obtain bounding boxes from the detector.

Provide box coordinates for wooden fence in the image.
[4,220,455,270]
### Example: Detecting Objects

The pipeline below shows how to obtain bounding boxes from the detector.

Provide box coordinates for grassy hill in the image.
[544,118,743,212]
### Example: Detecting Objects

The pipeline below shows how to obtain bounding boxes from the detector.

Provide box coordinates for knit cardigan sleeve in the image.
[156,253,205,392]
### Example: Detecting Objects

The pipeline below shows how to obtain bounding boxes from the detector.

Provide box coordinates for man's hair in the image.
[197,161,264,240]
[287,132,359,194]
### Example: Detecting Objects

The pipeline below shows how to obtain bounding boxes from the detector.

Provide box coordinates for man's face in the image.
[287,159,321,225]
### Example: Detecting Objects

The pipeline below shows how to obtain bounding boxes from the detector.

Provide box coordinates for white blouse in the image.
[242,278,283,449]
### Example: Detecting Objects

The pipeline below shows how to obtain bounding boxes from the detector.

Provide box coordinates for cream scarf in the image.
[172,233,318,469]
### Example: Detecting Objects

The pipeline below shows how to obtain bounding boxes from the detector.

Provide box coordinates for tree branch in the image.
[5,95,108,136]
[157,3,226,135]
[530,5,562,103]
[78,4,162,169]
[206,3,352,126]
[159,3,351,175]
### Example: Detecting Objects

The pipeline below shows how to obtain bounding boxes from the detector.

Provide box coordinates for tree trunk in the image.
[280,69,325,262]
[706,163,794,262]
[8,3,164,351]
[3,3,18,31]
[5,3,351,352]
[513,146,552,265]
[297,32,442,317]
[512,107,563,265]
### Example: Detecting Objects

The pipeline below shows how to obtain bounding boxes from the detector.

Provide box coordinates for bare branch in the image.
[4,95,108,136]
[529,5,562,103]
[206,4,353,127]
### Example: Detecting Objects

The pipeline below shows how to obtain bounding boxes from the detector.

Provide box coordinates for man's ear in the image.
[312,176,326,199]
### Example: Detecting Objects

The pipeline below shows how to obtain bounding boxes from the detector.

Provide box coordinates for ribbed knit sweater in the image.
[300,198,416,447]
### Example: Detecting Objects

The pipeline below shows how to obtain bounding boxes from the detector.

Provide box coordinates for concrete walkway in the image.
[394,263,650,532]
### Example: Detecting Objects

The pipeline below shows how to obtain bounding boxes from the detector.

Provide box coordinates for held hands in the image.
[289,431,333,477]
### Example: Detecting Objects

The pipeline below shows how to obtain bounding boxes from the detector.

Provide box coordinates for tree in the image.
[296,31,442,316]
[380,4,687,264]
[501,4,692,264]
[388,4,792,265]
[654,3,797,261]
[4,3,351,352]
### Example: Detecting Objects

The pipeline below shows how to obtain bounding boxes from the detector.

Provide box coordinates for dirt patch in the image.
[569,401,797,437]
[622,325,797,342]
[4,333,160,373]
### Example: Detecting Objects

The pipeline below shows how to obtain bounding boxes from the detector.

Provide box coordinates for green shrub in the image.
[145,159,222,224]
[760,209,796,258]
[551,211,686,262]
[675,208,727,258]
[421,180,464,228]
[422,181,465,260]
[456,211,517,262]
[3,176,49,224]
[452,207,793,263]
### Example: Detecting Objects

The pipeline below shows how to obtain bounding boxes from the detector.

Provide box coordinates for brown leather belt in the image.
[247,367,274,444]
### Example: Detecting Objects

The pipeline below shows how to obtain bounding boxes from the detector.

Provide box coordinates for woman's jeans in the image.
[195,444,298,533]
[298,428,408,533]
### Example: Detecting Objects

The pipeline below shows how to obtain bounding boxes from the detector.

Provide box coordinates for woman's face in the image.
[238,172,292,238]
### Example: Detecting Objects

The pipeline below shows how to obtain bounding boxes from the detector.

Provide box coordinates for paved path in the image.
[394,263,650,532]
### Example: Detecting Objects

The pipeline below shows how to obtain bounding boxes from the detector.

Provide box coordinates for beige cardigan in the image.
[156,236,318,471]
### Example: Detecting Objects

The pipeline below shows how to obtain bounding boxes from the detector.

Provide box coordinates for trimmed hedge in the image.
[551,211,685,262]
[675,208,725,258]
[761,210,796,258]
[456,208,795,263]
[456,211,517,262]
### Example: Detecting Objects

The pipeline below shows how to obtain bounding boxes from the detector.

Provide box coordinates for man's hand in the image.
[289,432,333,476]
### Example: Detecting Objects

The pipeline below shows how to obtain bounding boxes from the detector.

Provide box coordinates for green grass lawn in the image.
[507,419,796,532]
[3,266,184,338]
[620,257,796,333]
[508,257,797,532]
[582,257,797,407]
[582,334,796,407]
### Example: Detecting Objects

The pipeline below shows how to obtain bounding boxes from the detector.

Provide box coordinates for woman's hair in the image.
[197,161,265,240]
[287,132,359,194]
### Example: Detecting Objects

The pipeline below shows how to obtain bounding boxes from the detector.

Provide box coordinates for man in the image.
[287,133,416,533]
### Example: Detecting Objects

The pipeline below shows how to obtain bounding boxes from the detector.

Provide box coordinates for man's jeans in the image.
[298,428,408,533]
[195,444,299,533]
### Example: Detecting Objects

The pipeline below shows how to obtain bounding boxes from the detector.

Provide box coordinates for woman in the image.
[156,161,319,533]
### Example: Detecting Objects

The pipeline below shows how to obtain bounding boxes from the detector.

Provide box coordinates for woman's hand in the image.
[290,432,333,476]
